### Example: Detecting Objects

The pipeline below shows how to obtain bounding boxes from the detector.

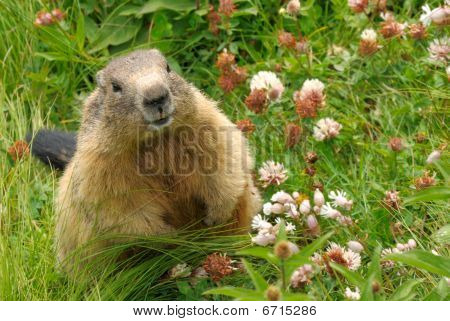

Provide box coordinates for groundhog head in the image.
[94,49,194,138]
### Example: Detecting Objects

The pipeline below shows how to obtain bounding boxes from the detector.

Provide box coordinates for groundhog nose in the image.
[143,88,170,112]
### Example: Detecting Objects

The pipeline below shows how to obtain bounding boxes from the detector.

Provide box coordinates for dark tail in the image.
[26,130,77,170]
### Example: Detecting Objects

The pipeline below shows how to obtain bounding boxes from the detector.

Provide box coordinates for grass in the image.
[0,0,448,300]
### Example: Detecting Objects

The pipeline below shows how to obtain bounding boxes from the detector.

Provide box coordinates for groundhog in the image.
[28,49,261,271]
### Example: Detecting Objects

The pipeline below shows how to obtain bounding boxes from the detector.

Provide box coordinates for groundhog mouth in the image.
[146,115,173,129]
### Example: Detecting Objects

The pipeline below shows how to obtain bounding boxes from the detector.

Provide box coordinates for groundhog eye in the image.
[112,82,122,93]
[166,64,171,73]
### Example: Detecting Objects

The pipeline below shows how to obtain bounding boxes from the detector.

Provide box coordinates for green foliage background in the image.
[0,0,448,300]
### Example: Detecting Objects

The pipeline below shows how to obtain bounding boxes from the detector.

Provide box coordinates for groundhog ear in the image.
[96,70,105,88]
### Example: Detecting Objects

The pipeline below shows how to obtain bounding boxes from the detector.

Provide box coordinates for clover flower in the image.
[415,170,436,190]
[250,71,285,101]
[420,4,450,26]
[258,161,288,187]
[322,242,362,271]
[299,199,311,215]
[236,119,256,135]
[328,190,353,210]
[384,190,401,210]
[207,5,221,34]
[306,214,320,236]
[291,264,314,288]
[202,252,234,282]
[34,9,65,27]
[389,137,404,151]
[426,150,441,164]
[286,0,301,15]
[271,191,294,204]
[347,241,364,253]
[218,0,236,17]
[345,287,361,300]
[251,214,272,230]
[313,188,325,208]
[409,23,427,40]
[294,79,326,118]
[348,0,368,13]
[313,118,342,141]
[285,123,302,148]
[284,203,300,219]
[320,203,341,219]
[278,31,297,49]
[428,37,450,63]
[359,29,380,56]
[380,20,407,39]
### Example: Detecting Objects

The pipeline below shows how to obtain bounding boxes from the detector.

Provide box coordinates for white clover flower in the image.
[343,248,361,270]
[313,118,342,141]
[285,221,297,234]
[284,202,300,219]
[345,287,361,300]
[420,4,450,26]
[361,28,377,42]
[299,199,311,215]
[428,37,450,63]
[426,150,441,164]
[407,239,417,249]
[286,0,301,15]
[320,203,341,219]
[251,214,272,231]
[299,79,325,100]
[252,230,276,246]
[313,188,325,207]
[336,214,353,226]
[329,190,353,210]
[258,160,288,187]
[348,0,368,13]
[263,202,273,215]
[347,240,364,253]
[271,202,286,214]
[250,71,285,101]
[291,264,314,288]
[271,191,295,204]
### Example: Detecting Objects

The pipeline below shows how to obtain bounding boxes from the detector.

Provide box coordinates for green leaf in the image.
[276,219,287,242]
[432,224,450,245]
[241,259,268,292]
[404,186,450,204]
[386,250,450,277]
[203,287,265,300]
[361,246,382,301]
[139,0,197,15]
[329,262,364,287]
[424,278,449,301]
[75,13,85,50]
[89,15,142,53]
[237,247,280,265]
[35,52,70,62]
[389,280,421,301]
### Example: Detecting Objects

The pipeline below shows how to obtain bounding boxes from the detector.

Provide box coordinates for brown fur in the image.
[55,50,261,271]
